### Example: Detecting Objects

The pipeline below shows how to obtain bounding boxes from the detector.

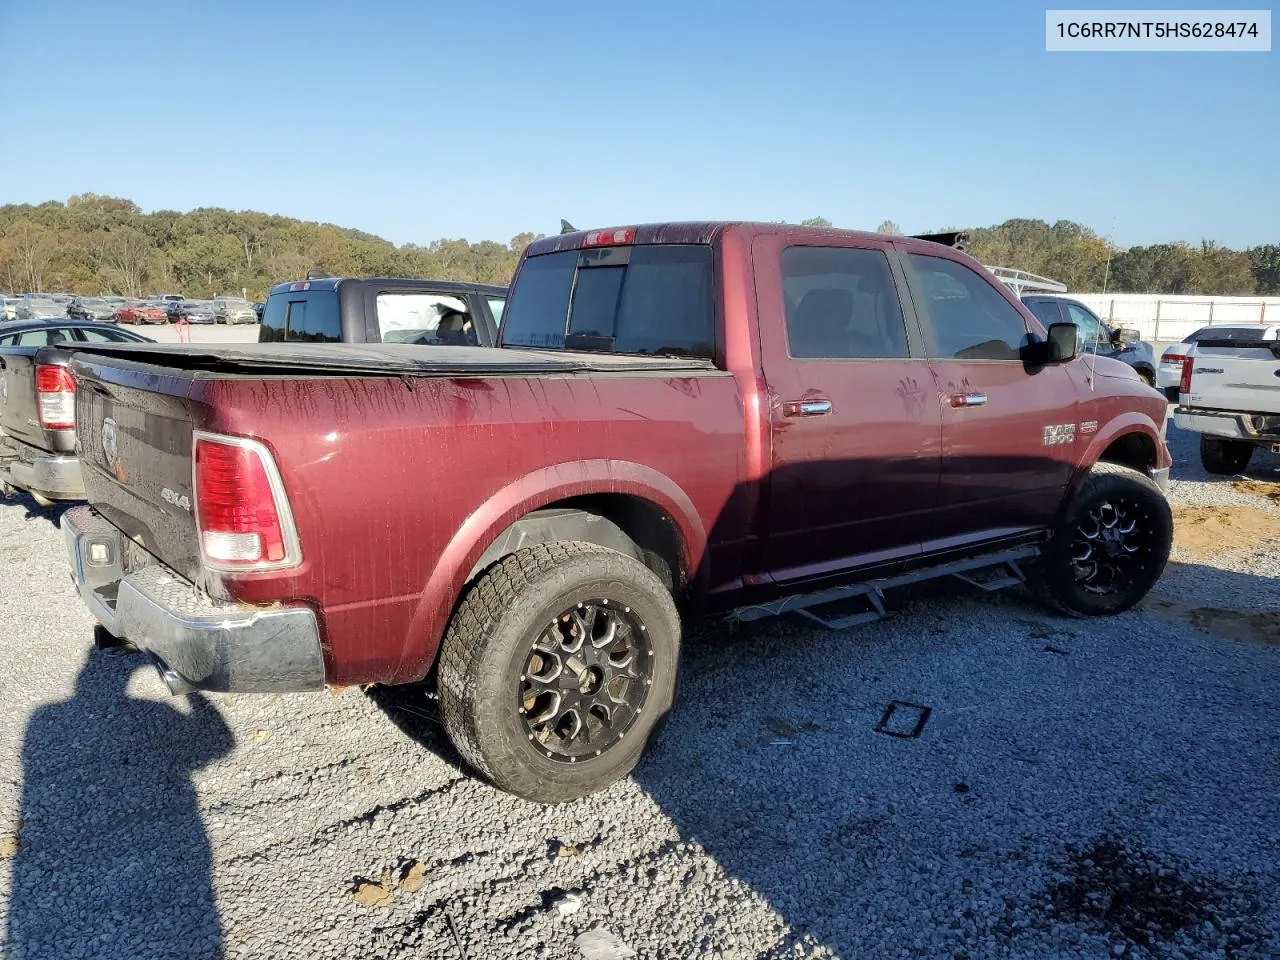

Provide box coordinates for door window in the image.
[781,246,908,358]
[16,328,69,345]
[487,296,505,328]
[1023,298,1063,326]
[376,293,477,346]
[76,327,144,343]
[908,255,1031,361]
[1064,302,1107,351]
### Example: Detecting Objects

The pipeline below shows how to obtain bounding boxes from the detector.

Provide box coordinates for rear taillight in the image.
[35,364,76,429]
[193,433,300,569]
[1162,353,1186,366]
[581,228,636,248]
[1180,356,1194,394]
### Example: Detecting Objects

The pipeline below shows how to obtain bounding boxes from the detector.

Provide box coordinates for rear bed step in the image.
[732,546,1037,630]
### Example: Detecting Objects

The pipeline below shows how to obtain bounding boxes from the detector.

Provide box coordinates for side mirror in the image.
[1115,327,1141,344]
[1047,322,1078,363]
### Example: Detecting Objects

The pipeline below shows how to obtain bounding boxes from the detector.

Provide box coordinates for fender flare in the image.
[1079,411,1163,472]
[402,459,706,676]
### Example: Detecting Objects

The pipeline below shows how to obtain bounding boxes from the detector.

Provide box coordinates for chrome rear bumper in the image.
[0,436,83,500]
[62,505,325,694]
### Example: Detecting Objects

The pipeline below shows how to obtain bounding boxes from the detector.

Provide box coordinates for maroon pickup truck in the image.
[60,223,1172,801]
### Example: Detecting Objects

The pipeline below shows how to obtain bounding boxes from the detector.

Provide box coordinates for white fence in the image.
[1067,293,1280,342]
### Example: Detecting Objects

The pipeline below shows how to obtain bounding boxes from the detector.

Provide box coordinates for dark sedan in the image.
[67,297,119,322]
[174,300,217,324]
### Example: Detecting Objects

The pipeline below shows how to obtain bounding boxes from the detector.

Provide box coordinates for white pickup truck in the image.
[1174,327,1280,473]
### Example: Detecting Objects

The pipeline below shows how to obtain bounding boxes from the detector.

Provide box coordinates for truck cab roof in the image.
[267,277,508,298]
[525,221,963,258]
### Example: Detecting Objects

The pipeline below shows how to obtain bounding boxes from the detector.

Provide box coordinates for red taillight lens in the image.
[1163,353,1186,366]
[35,364,76,429]
[194,435,296,567]
[1180,356,1194,394]
[581,228,636,248]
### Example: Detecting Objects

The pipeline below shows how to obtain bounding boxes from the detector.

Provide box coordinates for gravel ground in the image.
[1,420,1278,960]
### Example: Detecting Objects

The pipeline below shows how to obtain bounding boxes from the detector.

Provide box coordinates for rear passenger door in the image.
[754,235,942,582]
[901,251,1080,546]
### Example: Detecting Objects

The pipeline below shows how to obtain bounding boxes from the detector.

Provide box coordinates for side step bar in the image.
[731,545,1039,631]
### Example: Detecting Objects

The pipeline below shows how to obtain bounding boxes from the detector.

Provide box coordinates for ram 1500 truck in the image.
[59,223,1173,801]
[1174,333,1280,473]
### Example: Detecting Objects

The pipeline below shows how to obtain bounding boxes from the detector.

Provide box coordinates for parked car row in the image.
[0,292,264,325]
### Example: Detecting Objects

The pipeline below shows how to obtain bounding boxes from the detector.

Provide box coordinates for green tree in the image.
[800,216,832,227]
[875,219,902,235]
[1248,244,1280,294]
[3,220,57,291]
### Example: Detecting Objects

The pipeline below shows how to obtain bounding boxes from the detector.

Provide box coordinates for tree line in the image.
[1,196,1276,298]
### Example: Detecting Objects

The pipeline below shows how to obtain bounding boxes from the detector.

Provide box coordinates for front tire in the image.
[1032,462,1172,617]
[438,541,680,803]
[1199,436,1254,475]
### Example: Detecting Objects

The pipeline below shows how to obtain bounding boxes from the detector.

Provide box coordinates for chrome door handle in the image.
[949,393,987,408]
[783,399,833,417]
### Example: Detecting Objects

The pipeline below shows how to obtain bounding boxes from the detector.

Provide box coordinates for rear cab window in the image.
[501,244,715,359]
[375,293,478,346]
[259,289,342,343]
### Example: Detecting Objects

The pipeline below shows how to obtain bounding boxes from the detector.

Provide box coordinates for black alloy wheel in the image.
[518,599,653,763]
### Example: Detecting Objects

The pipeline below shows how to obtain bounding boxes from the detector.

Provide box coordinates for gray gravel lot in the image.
[1,421,1278,959]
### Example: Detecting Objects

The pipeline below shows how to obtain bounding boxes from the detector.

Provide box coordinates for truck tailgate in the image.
[1186,343,1280,415]
[0,347,76,455]
[73,357,203,582]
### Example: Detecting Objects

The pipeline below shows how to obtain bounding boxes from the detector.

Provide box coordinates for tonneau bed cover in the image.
[58,342,717,378]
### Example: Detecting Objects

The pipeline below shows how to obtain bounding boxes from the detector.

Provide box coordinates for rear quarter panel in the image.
[202,371,747,685]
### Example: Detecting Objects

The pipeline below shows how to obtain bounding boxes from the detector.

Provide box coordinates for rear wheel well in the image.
[1098,431,1156,473]
[465,494,686,595]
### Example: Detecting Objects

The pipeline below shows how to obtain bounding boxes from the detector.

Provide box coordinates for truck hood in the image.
[60,342,715,377]
[1092,355,1142,383]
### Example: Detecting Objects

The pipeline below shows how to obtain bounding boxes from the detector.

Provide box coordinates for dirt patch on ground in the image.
[1146,597,1280,646]
[1186,608,1280,646]
[1230,478,1280,504]
[1172,506,1280,556]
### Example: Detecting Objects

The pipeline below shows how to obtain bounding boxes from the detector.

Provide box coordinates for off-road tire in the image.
[1031,461,1172,617]
[1199,436,1254,475]
[437,541,680,803]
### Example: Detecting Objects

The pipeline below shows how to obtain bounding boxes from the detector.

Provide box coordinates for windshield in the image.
[501,244,715,359]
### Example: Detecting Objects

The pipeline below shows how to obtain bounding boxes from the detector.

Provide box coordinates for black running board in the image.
[731,546,1038,630]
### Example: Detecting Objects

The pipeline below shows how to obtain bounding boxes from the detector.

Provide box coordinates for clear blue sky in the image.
[1,0,1275,248]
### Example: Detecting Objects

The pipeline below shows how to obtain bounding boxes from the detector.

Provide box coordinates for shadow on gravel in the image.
[364,681,466,770]
[6,650,233,960]
[626,564,1278,958]
[1,489,75,527]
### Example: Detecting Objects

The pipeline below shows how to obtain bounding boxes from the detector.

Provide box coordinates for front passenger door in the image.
[903,252,1080,548]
